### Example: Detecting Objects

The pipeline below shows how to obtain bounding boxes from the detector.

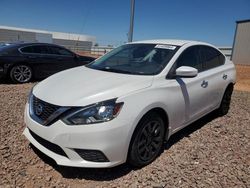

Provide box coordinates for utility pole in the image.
[128,0,135,42]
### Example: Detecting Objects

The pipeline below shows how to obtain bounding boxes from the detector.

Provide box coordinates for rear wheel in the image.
[128,112,165,167]
[10,64,32,83]
[217,84,234,116]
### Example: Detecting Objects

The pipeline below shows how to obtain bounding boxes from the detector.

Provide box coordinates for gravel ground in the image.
[0,82,249,188]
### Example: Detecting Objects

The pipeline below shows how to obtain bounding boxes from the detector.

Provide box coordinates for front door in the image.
[169,45,213,127]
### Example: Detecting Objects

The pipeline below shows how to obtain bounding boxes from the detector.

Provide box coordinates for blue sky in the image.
[0,0,249,46]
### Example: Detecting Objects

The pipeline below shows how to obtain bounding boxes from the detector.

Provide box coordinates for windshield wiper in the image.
[88,66,147,75]
[99,67,136,74]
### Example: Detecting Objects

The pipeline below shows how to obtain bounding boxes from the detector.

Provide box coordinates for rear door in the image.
[47,46,76,72]
[20,45,78,78]
[199,46,226,108]
[20,45,54,78]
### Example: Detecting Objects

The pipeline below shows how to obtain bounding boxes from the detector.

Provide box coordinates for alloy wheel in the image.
[137,120,163,161]
[128,112,165,167]
[11,65,32,83]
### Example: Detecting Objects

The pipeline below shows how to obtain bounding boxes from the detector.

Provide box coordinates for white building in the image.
[0,25,96,51]
[232,19,250,65]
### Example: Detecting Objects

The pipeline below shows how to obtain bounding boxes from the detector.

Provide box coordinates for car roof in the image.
[1,42,65,48]
[131,39,212,46]
[16,42,63,47]
[0,42,69,51]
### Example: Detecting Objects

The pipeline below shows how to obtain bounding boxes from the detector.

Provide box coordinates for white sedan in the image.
[23,40,236,168]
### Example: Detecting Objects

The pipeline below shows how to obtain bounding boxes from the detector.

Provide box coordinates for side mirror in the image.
[175,66,198,78]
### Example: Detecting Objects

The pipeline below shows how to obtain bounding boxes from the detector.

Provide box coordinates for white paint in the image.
[155,44,176,50]
[24,40,236,168]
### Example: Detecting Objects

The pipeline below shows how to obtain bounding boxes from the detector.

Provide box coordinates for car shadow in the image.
[0,78,10,84]
[30,111,219,181]
[0,77,41,84]
[164,111,219,150]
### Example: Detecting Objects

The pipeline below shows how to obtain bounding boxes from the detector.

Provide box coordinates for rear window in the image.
[200,46,225,70]
[48,46,73,56]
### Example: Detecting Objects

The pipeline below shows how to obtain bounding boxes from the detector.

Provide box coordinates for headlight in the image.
[27,87,34,104]
[27,83,37,104]
[62,99,123,125]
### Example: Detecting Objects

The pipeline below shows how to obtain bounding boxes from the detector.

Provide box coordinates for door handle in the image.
[223,74,227,80]
[201,80,208,88]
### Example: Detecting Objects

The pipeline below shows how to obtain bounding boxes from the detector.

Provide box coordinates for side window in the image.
[20,46,34,53]
[175,46,202,72]
[48,46,73,56]
[32,45,50,54]
[200,46,225,70]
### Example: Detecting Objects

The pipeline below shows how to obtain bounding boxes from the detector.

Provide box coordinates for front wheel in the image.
[10,65,32,83]
[128,112,165,167]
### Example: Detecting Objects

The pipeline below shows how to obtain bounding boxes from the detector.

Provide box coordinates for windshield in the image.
[0,43,15,50]
[86,43,179,75]
[0,43,9,49]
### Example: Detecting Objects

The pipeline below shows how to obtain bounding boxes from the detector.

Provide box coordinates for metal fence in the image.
[72,46,114,57]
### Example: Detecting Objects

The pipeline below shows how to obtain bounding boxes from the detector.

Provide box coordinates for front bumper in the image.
[23,103,131,168]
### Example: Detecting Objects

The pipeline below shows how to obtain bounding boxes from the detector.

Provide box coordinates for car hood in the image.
[33,66,153,106]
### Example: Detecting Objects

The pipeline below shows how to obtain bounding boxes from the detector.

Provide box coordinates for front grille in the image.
[30,94,68,126]
[75,149,109,162]
[32,95,60,123]
[29,129,68,158]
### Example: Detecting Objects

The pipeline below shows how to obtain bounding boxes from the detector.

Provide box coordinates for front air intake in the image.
[74,149,109,162]
[29,129,68,158]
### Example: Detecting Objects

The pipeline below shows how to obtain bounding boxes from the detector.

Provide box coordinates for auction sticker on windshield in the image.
[155,44,176,50]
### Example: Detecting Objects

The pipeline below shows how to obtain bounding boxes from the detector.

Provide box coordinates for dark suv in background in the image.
[0,43,95,83]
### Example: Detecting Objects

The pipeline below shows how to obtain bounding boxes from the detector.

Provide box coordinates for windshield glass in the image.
[0,43,9,49]
[86,43,179,75]
[0,43,15,50]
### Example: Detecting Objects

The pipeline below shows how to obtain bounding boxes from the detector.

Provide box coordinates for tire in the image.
[10,64,32,83]
[128,112,165,167]
[217,84,234,116]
